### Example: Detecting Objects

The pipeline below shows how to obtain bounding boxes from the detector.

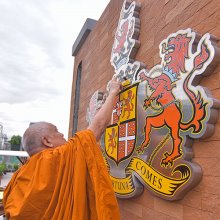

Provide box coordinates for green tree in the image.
[13,163,19,171]
[0,162,6,176]
[7,164,12,171]
[9,135,22,151]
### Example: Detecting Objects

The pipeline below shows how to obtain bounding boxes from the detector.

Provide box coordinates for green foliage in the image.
[9,135,21,145]
[13,164,19,171]
[9,135,22,151]
[0,162,6,175]
[7,164,12,170]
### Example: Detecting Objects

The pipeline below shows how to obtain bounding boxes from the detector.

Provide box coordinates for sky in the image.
[0,0,110,139]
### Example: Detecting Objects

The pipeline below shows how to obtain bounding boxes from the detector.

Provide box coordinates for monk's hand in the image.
[108,75,121,96]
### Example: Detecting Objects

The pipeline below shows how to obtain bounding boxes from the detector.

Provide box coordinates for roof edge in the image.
[72,18,97,57]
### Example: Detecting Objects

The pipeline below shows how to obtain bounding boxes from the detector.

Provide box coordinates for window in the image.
[72,62,82,135]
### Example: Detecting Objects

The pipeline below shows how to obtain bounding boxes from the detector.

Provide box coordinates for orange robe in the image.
[3,130,120,219]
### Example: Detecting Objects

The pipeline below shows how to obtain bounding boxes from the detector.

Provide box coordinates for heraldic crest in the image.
[87,0,220,200]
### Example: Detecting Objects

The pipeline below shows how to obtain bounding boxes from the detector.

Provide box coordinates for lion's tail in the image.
[180,72,207,133]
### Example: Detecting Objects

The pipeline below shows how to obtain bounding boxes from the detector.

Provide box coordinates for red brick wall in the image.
[69,0,220,219]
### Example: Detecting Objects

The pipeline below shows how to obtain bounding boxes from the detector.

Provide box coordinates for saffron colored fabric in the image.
[3,130,120,220]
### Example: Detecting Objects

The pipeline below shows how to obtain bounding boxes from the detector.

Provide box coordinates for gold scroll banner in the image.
[126,157,191,196]
[105,156,191,196]
[110,175,134,195]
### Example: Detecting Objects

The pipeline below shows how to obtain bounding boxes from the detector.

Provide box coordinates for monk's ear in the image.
[41,136,54,148]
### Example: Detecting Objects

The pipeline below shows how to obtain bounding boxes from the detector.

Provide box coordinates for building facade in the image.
[69,0,220,219]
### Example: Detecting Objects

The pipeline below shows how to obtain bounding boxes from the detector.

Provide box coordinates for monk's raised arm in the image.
[88,76,121,141]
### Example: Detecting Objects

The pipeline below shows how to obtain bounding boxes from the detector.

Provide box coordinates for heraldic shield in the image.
[105,83,138,164]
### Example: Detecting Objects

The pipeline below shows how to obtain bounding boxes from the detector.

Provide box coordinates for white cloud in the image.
[0,0,110,138]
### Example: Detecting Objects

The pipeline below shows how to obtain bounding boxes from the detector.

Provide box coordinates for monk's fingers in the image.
[106,74,121,95]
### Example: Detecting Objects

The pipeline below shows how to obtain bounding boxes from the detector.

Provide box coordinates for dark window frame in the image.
[72,62,82,135]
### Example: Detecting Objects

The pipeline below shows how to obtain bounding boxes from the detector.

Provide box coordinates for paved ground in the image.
[0,173,13,219]
[1,173,13,188]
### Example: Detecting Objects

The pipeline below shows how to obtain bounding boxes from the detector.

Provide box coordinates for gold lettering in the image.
[141,166,146,175]
[152,175,157,187]
[136,161,141,170]
[134,160,162,190]
[146,169,152,182]
[158,178,162,189]
[112,179,129,191]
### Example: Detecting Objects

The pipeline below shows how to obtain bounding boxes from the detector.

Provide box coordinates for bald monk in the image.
[3,76,121,220]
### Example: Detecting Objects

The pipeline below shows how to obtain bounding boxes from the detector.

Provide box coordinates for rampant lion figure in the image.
[121,90,135,119]
[107,127,118,154]
[113,20,129,54]
[137,32,210,167]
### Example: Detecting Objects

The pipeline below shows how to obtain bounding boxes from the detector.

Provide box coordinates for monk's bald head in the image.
[22,122,53,156]
[22,122,66,156]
